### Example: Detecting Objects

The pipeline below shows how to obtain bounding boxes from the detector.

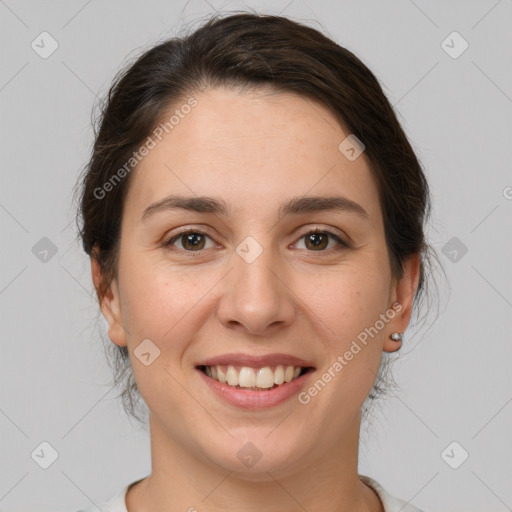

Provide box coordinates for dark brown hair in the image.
[74,12,442,424]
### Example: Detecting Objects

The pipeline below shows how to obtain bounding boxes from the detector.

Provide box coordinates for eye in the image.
[294,228,350,252]
[163,230,216,252]
[162,227,351,254]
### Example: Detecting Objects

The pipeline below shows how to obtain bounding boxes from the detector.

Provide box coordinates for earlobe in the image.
[91,256,128,347]
[383,253,421,353]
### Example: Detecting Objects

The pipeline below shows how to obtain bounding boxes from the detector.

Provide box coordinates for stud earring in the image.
[390,332,402,341]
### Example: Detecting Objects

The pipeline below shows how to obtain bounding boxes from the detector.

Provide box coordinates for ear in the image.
[383,252,421,353]
[91,254,127,347]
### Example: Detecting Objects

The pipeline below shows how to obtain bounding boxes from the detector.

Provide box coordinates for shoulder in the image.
[360,474,427,512]
[73,475,426,512]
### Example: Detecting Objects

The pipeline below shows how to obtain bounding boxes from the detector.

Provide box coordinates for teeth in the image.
[226,365,238,386]
[256,367,275,388]
[274,365,285,385]
[203,364,304,390]
[239,367,256,387]
[217,366,227,383]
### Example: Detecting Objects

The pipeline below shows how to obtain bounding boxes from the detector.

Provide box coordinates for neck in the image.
[126,411,383,512]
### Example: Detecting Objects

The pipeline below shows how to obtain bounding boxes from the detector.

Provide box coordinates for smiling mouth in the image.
[197,364,314,391]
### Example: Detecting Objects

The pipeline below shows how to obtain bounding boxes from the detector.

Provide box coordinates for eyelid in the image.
[162,228,218,251]
[293,224,351,245]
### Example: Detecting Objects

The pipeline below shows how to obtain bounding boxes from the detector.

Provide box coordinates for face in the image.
[94,86,419,478]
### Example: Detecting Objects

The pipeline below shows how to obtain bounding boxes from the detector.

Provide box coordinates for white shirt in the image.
[74,474,426,512]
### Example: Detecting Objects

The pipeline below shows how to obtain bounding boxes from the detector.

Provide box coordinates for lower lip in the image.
[197,368,313,409]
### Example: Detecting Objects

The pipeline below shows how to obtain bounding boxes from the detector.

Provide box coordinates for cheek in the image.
[117,260,211,415]
[297,259,390,341]
[118,254,218,353]
[296,259,390,394]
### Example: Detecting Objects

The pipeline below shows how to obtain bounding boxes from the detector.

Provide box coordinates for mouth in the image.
[196,364,315,391]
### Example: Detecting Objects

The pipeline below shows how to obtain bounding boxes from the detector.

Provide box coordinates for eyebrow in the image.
[140,194,369,222]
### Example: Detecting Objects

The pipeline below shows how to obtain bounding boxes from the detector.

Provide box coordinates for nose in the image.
[215,241,296,336]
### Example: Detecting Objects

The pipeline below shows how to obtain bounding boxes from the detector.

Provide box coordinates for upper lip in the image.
[197,353,315,369]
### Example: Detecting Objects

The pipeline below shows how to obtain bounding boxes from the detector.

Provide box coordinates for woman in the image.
[75,12,437,512]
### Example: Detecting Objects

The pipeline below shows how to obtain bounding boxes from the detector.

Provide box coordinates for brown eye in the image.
[164,230,213,251]
[296,229,349,252]
[304,232,329,250]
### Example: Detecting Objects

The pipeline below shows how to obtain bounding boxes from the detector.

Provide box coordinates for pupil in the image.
[308,233,327,250]
[184,233,204,250]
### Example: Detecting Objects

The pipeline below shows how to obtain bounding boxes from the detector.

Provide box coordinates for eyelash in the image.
[162,227,351,255]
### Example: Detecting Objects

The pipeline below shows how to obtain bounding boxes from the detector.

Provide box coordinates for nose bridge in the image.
[216,234,294,333]
[237,237,278,296]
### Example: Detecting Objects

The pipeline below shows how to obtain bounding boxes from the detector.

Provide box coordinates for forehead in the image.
[124,87,381,225]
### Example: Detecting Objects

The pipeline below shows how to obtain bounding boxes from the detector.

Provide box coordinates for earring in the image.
[390,332,402,341]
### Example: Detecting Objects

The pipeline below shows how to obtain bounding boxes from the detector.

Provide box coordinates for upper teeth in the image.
[204,365,302,389]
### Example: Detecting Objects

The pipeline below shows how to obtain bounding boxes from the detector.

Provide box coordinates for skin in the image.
[92,86,420,512]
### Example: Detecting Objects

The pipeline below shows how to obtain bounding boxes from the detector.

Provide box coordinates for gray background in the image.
[1,0,511,511]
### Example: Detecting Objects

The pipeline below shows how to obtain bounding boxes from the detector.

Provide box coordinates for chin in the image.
[202,432,309,478]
